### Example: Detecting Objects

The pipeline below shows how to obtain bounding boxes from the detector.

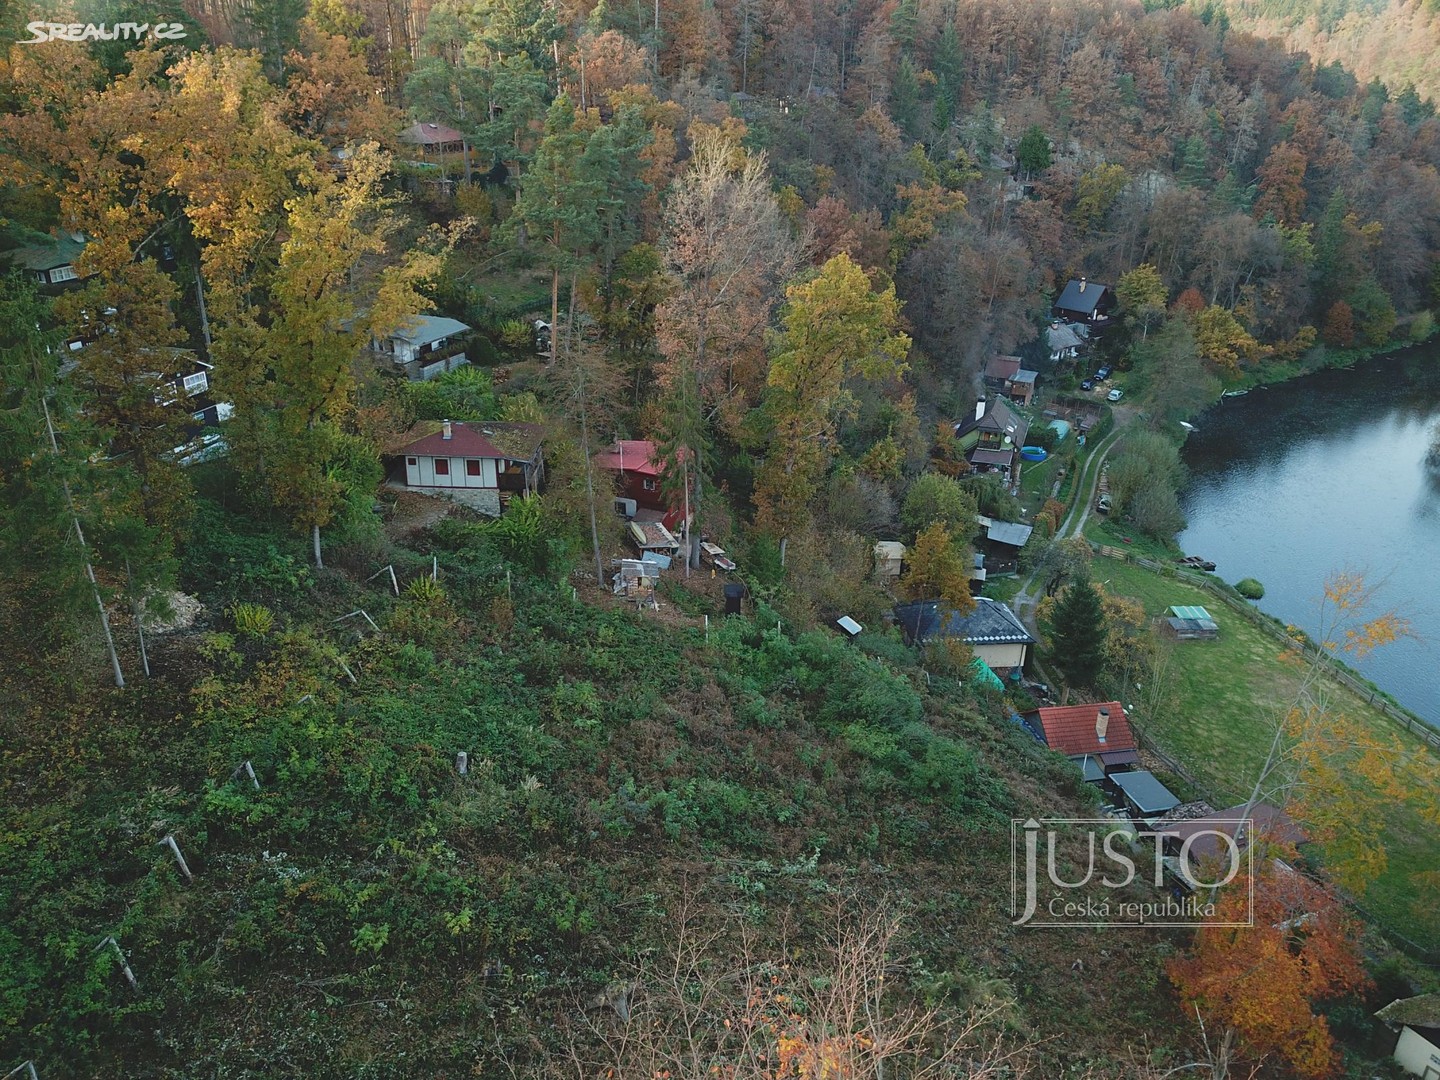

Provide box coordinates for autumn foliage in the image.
[1168,867,1367,1079]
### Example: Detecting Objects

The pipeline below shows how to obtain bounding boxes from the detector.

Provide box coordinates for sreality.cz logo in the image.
[19,20,187,42]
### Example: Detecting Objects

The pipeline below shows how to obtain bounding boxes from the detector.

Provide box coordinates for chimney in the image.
[442,419,453,440]
[1095,706,1110,743]
[975,399,986,421]
[1079,276,1088,293]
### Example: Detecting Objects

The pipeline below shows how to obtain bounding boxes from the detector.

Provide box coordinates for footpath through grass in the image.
[1092,556,1440,945]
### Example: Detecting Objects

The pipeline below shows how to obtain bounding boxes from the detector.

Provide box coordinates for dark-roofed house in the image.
[5,231,90,287]
[1111,770,1182,822]
[388,419,544,515]
[1052,278,1116,327]
[374,315,472,381]
[893,596,1035,675]
[1376,994,1440,1077]
[398,121,466,157]
[1047,321,1086,363]
[983,355,1039,406]
[1022,702,1140,781]
[953,398,1029,486]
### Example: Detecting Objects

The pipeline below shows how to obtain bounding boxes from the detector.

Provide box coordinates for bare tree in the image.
[655,128,801,567]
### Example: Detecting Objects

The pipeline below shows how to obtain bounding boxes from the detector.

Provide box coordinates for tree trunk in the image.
[312,523,323,569]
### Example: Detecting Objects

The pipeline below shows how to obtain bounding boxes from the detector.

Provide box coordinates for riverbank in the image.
[1210,324,1439,400]
[1015,394,1440,950]
[1082,554,1440,951]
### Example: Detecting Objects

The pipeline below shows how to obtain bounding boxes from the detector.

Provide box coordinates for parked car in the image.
[1080,379,1094,391]
[1096,493,1112,514]
[1095,365,1112,380]
[1107,388,1124,402]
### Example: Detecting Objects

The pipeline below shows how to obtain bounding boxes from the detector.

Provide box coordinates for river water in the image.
[1177,345,1440,728]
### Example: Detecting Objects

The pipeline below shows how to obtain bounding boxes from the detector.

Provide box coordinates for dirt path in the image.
[1013,408,1134,633]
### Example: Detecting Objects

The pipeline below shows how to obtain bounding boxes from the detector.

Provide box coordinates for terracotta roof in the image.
[390,421,544,461]
[1022,702,1136,757]
[399,121,465,146]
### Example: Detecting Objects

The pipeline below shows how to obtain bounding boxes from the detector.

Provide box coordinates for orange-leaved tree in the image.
[1168,863,1367,1079]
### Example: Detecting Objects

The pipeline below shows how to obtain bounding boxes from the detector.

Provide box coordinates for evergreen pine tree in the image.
[1048,575,1108,688]
[1016,124,1051,177]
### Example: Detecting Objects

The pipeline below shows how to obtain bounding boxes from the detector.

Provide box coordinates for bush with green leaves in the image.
[900,472,979,540]
[229,602,275,637]
[1235,577,1265,599]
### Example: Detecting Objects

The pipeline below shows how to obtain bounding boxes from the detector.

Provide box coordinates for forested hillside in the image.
[1199,0,1440,109]
[2,0,1438,1073]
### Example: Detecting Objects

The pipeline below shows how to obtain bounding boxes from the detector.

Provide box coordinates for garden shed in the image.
[1164,605,1219,640]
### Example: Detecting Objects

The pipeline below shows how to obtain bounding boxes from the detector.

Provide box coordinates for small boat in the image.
[1221,389,1248,398]
[1178,421,1196,432]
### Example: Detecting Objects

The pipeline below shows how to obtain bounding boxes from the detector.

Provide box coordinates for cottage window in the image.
[466,459,482,476]
[407,457,417,466]
[434,459,450,476]
[642,477,656,491]
[49,265,78,283]
[182,371,209,396]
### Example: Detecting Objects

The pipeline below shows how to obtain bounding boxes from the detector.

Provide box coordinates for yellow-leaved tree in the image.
[754,254,910,563]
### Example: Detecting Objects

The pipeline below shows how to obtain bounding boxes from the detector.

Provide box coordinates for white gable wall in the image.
[404,454,499,488]
[973,642,1028,672]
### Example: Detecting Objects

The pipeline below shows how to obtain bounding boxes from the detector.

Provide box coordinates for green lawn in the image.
[1091,556,1440,944]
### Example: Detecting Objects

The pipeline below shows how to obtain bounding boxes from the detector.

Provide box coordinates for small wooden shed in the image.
[874,541,905,583]
[1163,605,1219,640]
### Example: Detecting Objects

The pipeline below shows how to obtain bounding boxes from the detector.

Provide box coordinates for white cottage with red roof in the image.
[388,419,544,516]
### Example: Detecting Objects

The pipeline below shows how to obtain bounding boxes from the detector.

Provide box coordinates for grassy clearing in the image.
[1092,556,1440,943]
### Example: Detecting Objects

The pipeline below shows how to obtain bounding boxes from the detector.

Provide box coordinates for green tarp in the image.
[969,657,1005,692]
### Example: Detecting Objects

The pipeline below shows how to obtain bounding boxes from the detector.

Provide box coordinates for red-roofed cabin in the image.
[1021,701,1139,780]
[594,439,681,516]
[387,419,544,516]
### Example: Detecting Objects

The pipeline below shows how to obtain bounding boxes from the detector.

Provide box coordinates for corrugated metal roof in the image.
[391,314,471,345]
[1168,605,1214,621]
[986,520,1034,548]
[1111,770,1181,815]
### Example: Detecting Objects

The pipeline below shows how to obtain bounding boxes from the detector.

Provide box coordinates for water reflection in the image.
[1179,346,1440,727]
